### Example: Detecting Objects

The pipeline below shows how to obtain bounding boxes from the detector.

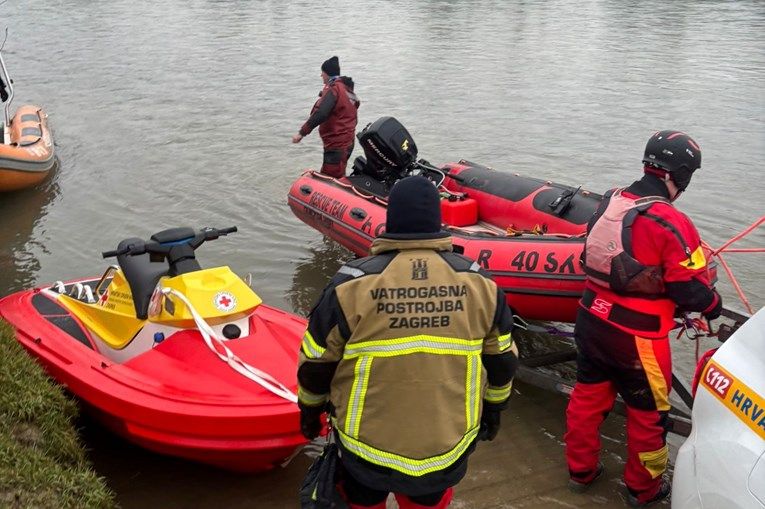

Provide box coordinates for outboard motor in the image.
[354,116,418,183]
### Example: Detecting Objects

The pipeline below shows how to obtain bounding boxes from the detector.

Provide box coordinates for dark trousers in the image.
[564,309,671,501]
[321,142,354,178]
[341,462,452,508]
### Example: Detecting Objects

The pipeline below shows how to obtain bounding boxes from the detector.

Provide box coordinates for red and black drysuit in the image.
[564,173,721,503]
[299,76,360,178]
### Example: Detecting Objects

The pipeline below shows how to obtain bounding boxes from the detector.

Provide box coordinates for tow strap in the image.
[159,287,298,403]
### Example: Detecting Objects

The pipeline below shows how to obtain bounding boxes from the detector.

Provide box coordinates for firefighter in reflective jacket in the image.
[292,55,360,178]
[564,131,722,507]
[297,176,519,509]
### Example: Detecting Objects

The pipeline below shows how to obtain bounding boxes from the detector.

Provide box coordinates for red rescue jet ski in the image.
[0,226,306,472]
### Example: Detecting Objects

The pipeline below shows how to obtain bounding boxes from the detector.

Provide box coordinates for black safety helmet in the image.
[642,130,701,191]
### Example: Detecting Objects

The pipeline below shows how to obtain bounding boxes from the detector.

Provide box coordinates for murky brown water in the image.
[2,0,763,506]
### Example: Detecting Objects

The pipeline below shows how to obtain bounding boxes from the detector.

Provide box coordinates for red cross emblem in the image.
[213,292,237,311]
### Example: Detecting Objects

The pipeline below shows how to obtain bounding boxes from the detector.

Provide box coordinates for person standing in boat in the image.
[292,56,360,178]
[564,131,722,507]
[297,176,519,509]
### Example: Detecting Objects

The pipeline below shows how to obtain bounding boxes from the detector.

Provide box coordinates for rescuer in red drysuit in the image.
[564,130,722,507]
[293,56,360,178]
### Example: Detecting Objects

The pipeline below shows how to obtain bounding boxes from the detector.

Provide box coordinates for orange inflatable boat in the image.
[1,51,56,192]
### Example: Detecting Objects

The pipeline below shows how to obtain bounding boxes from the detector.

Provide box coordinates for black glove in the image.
[702,292,723,321]
[299,404,324,440]
[478,408,501,441]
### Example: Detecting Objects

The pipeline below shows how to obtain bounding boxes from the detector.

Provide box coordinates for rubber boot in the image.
[568,462,604,493]
[627,478,671,507]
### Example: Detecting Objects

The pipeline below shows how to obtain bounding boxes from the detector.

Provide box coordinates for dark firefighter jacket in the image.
[297,233,518,493]
[299,76,360,149]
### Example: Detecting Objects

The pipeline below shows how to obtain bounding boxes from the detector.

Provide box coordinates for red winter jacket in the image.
[300,77,360,149]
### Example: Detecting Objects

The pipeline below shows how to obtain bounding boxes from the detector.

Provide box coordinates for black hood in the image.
[338,76,355,90]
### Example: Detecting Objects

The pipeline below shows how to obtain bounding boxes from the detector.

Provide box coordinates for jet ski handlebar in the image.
[102,226,238,258]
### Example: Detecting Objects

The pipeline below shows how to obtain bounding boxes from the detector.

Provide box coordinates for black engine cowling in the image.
[355,116,418,181]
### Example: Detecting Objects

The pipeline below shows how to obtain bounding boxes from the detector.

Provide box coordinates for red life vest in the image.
[317,78,359,148]
[580,189,687,338]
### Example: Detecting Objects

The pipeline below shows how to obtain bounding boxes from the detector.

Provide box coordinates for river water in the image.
[1,0,763,506]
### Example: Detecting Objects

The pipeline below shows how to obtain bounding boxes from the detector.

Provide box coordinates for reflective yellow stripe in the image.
[345,357,373,438]
[701,361,765,440]
[344,335,482,359]
[679,245,707,269]
[350,336,483,348]
[465,355,473,429]
[335,423,480,476]
[635,337,670,411]
[497,332,513,352]
[465,354,481,430]
[301,331,326,359]
[298,386,328,406]
[485,382,512,403]
[638,445,669,479]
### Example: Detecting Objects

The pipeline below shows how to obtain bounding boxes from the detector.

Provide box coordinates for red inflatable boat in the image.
[288,116,716,323]
[0,227,307,472]
[289,162,600,322]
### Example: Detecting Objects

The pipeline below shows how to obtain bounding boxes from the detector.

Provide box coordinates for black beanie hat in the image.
[321,56,340,76]
[385,176,443,236]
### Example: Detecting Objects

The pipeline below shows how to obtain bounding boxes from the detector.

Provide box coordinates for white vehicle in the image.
[673,306,765,508]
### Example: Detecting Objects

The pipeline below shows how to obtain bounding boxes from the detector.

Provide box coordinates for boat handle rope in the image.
[159,287,298,404]
[700,215,764,316]
[671,215,764,363]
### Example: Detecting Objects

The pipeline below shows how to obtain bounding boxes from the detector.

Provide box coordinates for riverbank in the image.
[0,320,115,508]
